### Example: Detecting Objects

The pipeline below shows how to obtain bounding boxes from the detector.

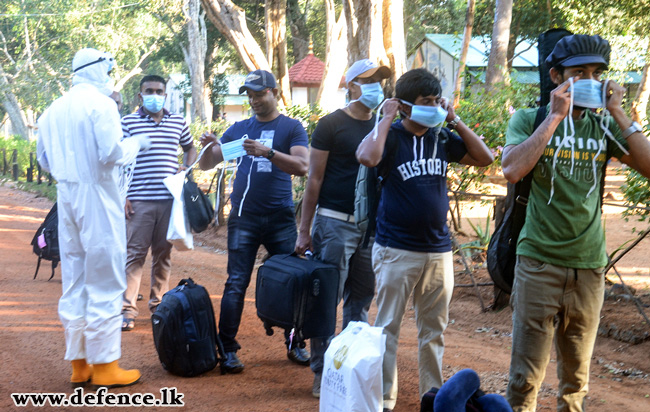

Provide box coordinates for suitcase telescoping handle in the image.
[291,250,314,260]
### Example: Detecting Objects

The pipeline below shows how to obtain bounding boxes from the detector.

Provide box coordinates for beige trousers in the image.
[507,255,605,412]
[372,244,454,410]
[122,199,173,319]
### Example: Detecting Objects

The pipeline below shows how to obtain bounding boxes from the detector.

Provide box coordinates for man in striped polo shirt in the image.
[120,74,197,332]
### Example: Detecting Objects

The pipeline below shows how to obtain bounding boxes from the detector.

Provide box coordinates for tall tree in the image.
[316,0,347,109]
[342,0,387,65]
[485,0,513,90]
[266,0,292,106]
[287,0,311,63]
[184,0,210,122]
[200,0,271,73]
[453,0,475,108]
[382,0,406,94]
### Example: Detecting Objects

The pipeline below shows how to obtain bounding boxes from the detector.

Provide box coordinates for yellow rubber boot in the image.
[70,359,93,388]
[91,360,141,389]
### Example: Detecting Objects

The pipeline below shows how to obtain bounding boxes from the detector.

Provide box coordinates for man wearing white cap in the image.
[37,47,148,388]
[295,58,391,397]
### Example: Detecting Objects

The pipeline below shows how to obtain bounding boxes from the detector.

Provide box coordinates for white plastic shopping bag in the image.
[163,171,193,251]
[320,321,386,412]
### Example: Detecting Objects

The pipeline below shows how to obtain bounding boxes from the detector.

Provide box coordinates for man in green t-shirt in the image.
[502,34,650,412]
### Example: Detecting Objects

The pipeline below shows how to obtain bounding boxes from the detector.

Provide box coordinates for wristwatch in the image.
[448,115,461,129]
[622,121,642,139]
[266,148,276,160]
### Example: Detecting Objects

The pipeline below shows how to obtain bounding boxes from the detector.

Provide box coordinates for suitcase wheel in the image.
[263,322,274,336]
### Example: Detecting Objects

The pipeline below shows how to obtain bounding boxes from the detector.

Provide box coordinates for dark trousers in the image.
[219,207,297,352]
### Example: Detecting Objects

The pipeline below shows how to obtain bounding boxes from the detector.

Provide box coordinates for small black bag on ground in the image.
[183,173,214,233]
[31,202,59,281]
[152,278,225,377]
[255,253,339,342]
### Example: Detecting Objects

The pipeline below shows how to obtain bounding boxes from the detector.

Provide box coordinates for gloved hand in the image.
[137,134,152,152]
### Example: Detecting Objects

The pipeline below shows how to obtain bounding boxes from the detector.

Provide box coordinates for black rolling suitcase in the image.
[152,278,225,377]
[255,253,339,342]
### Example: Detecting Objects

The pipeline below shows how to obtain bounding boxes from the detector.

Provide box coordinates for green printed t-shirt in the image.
[505,106,629,268]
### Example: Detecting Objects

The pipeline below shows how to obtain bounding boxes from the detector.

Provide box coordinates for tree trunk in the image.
[201,0,271,73]
[631,41,650,126]
[0,67,28,140]
[184,0,209,123]
[485,0,512,91]
[266,0,292,107]
[343,0,387,65]
[317,0,348,111]
[287,0,310,63]
[453,0,475,108]
[114,45,159,92]
[381,0,406,96]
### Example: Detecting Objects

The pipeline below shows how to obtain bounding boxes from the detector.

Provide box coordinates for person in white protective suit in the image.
[37,48,150,388]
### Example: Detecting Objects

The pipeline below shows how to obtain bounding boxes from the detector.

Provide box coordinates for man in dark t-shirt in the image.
[199,70,309,374]
[295,59,390,398]
[356,69,494,411]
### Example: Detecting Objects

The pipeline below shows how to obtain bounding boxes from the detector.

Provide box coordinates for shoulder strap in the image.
[518,105,548,202]
[361,130,400,248]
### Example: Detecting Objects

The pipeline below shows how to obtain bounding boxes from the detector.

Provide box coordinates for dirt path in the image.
[0,179,649,412]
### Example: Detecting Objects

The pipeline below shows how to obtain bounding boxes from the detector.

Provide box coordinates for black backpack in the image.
[31,203,59,281]
[152,278,225,376]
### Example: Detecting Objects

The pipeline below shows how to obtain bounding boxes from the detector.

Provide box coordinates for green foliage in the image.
[0,135,36,178]
[13,179,57,202]
[467,210,492,246]
[283,104,328,139]
[449,79,537,194]
[621,168,650,224]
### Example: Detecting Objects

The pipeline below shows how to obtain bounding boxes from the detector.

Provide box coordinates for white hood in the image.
[71,48,115,96]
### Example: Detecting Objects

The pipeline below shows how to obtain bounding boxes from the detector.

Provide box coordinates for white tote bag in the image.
[163,171,193,251]
[320,321,386,412]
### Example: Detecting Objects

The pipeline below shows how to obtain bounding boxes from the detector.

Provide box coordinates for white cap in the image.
[345,59,391,84]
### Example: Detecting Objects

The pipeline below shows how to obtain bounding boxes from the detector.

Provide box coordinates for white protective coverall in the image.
[37,48,141,364]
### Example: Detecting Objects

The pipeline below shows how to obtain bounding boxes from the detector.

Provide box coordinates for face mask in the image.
[400,100,447,128]
[350,82,384,110]
[570,79,604,109]
[142,94,165,113]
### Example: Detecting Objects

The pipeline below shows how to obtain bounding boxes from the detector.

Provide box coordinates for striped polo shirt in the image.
[121,107,192,201]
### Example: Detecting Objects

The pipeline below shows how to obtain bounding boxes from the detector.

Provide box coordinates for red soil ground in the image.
[1,168,649,411]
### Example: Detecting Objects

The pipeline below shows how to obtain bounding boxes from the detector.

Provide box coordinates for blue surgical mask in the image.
[400,100,448,128]
[142,94,165,113]
[351,82,384,110]
[570,79,604,109]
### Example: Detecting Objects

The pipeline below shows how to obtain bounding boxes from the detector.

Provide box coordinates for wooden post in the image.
[37,162,42,184]
[2,148,6,175]
[12,149,18,181]
[27,152,34,182]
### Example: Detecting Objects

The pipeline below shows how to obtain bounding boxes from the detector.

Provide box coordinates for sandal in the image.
[121,317,135,332]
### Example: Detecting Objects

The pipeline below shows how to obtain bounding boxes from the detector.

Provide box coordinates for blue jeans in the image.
[309,214,376,374]
[219,207,297,353]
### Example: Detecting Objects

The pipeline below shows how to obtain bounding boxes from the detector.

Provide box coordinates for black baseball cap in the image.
[239,69,277,94]
[545,34,610,69]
